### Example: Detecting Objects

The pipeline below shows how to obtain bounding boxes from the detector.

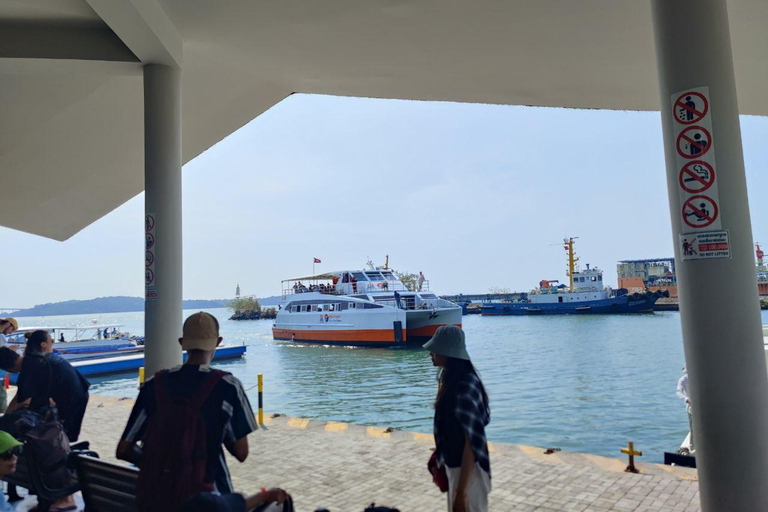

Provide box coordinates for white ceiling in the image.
[2,0,768,240]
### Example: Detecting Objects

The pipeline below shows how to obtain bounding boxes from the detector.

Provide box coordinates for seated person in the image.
[0,348,22,374]
[117,313,280,512]
[0,431,22,512]
[7,331,90,442]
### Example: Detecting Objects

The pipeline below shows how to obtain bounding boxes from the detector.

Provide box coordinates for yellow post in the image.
[620,441,643,473]
[138,366,145,390]
[257,373,264,426]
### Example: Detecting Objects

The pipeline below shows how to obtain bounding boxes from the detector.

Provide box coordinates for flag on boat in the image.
[313,258,321,263]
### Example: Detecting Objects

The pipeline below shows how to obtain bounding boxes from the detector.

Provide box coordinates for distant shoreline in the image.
[9,295,282,318]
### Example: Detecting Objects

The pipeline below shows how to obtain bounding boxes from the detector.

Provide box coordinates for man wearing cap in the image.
[117,312,260,497]
[0,431,23,511]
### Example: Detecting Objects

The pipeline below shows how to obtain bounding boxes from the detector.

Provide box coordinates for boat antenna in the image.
[366,257,375,270]
[382,255,390,270]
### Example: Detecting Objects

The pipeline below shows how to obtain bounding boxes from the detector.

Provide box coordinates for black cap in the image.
[178,493,246,512]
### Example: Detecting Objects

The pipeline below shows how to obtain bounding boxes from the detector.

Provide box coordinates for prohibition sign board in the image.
[674,91,709,125]
[676,126,712,159]
[145,268,155,286]
[145,214,155,232]
[678,161,715,194]
[146,233,155,250]
[145,250,154,267]
[682,195,719,229]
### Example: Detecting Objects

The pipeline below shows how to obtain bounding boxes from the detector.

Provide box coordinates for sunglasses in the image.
[0,446,22,460]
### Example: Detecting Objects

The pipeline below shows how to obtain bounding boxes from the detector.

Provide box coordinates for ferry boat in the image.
[272,264,462,346]
[481,238,668,316]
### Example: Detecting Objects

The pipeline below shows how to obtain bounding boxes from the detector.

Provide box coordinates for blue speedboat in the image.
[481,237,668,316]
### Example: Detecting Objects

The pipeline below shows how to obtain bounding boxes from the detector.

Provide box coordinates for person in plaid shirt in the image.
[424,325,491,512]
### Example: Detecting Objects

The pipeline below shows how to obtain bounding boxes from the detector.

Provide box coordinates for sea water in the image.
[15,309,768,462]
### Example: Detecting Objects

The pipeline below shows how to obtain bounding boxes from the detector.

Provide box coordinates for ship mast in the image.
[564,237,579,292]
[757,243,766,272]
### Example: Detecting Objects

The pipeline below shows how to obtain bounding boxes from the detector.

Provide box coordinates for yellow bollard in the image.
[621,441,643,473]
[138,367,145,390]
[257,373,264,426]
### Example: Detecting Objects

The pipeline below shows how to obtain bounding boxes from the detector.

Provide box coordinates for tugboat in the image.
[481,237,668,316]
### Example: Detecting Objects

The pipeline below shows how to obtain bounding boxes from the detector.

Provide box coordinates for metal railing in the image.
[282,279,431,298]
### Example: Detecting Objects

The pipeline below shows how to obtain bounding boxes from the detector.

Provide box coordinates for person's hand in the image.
[452,490,468,512]
[267,488,289,505]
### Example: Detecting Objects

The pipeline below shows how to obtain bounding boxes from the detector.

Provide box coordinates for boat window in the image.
[381,271,395,280]
[330,304,335,311]
[420,293,437,299]
[591,277,597,282]
[598,275,603,281]
[365,272,385,281]
[337,303,342,310]
[311,304,317,312]
[291,305,297,313]
[349,303,356,309]
[352,272,366,281]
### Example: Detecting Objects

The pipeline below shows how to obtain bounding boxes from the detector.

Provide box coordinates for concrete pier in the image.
[76,395,699,512]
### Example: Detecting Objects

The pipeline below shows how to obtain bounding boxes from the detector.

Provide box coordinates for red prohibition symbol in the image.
[674,92,709,125]
[678,161,715,194]
[682,195,719,229]
[145,268,155,286]
[676,126,712,159]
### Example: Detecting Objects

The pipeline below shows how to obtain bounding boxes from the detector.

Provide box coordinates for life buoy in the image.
[377,282,384,288]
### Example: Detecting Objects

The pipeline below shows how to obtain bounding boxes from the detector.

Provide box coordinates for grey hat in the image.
[422,325,470,360]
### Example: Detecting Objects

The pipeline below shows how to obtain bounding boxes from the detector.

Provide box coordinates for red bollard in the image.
[4,374,9,389]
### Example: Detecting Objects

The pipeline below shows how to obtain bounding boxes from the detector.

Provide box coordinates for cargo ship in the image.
[481,238,667,316]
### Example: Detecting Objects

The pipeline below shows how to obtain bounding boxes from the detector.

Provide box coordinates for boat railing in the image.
[373,297,457,311]
[282,279,430,298]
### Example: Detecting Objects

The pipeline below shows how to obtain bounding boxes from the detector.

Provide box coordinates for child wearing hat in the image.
[0,431,23,511]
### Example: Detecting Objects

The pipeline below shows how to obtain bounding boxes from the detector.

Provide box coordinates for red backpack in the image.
[136,369,226,512]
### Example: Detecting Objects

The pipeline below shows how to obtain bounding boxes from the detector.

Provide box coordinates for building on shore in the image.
[619,244,768,298]
[617,258,678,298]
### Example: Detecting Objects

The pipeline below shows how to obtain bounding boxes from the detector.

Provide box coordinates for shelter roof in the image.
[4,0,768,239]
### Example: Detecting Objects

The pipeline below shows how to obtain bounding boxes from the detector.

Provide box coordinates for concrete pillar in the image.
[143,64,183,375]
[651,1,768,510]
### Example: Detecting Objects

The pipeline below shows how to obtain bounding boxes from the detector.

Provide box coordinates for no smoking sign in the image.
[678,161,715,194]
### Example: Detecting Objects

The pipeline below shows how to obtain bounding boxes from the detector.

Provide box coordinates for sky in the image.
[3,94,768,308]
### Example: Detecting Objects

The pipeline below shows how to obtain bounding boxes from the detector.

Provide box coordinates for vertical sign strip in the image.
[145,214,157,300]
[670,86,722,231]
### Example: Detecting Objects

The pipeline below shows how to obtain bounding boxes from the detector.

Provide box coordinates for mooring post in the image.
[621,441,642,473]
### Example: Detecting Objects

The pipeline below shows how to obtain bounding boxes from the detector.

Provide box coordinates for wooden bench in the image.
[69,453,139,512]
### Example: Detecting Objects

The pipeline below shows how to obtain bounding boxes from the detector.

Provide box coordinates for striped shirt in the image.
[121,364,258,494]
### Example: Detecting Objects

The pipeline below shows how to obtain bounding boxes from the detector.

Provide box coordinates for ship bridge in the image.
[3,1,768,509]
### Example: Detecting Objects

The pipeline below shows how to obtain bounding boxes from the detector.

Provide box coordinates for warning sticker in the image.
[670,86,721,231]
[678,161,715,194]
[682,195,719,229]
[673,91,709,125]
[145,213,157,299]
[676,126,712,159]
[680,230,731,261]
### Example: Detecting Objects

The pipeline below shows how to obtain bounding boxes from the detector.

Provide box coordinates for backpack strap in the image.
[189,370,227,410]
